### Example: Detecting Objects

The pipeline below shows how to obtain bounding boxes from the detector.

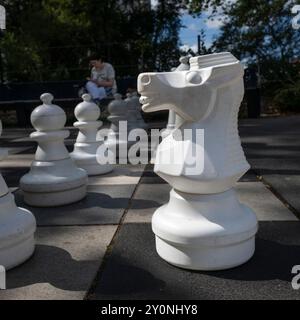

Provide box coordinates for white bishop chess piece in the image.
[20,93,88,207]
[71,94,112,176]
[138,52,258,271]
[0,120,36,269]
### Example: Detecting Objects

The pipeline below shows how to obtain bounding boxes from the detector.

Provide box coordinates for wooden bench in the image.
[0,78,138,127]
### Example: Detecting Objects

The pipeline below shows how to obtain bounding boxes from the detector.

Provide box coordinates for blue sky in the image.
[179,13,223,53]
[150,1,225,53]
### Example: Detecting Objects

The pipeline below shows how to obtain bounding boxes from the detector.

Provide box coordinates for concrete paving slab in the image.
[13,184,143,226]
[92,222,300,300]
[124,183,170,224]
[239,116,300,217]
[0,153,34,168]
[263,174,300,215]
[0,225,117,300]
[247,158,300,176]
[3,146,33,155]
[237,182,298,221]
[88,165,145,186]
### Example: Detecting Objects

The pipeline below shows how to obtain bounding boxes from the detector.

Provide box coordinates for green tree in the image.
[212,0,300,85]
[210,0,300,111]
[0,0,186,82]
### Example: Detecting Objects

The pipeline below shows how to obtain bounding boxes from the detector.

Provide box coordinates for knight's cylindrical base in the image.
[0,193,36,270]
[152,188,258,271]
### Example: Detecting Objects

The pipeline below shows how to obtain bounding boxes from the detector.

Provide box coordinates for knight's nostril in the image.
[140,75,151,85]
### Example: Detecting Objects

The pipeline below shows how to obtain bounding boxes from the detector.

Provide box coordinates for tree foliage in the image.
[212,0,300,87]
[0,0,184,82]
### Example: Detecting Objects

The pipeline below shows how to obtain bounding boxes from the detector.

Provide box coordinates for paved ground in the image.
[0,116,300,300]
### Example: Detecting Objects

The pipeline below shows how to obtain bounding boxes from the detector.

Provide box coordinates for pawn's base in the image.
[22,184,87,207]
[152,188,258,271]
[71,152,113,176]
[78,163,113,176]
[20,158,88,207]
[0,193,36,270]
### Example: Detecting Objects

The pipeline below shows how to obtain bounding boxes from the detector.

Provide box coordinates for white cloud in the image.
[190,44,198,52]
[187,23,200,32]
[150,0,158,9]
[180,38,213,53]
[179,43,199,54]
[202,0,234,29]
[179,44,191,52]
[205,17,225,29]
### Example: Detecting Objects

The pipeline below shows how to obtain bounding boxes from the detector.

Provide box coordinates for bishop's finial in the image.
[179,56,190,64]
[114,93,122,100]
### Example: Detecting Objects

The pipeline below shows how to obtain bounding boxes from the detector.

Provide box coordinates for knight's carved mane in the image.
[190,52,239,70]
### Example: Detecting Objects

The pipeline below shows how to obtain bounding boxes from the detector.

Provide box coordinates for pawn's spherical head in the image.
[74,94,100,121]
[109,94,126,115]
[180,56,190,64]
[40,93,54,105]
[31,93,66,131]
[82,93,92,102]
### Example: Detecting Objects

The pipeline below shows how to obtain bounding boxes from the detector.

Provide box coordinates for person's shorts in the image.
[105,88,113,97]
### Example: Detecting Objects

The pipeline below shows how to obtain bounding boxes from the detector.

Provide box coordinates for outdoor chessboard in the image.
[0,118,299,300]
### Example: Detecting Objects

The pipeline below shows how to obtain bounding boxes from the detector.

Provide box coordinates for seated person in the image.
[86,55,117,102]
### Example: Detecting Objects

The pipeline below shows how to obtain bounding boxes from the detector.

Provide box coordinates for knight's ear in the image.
[209,63,244,88]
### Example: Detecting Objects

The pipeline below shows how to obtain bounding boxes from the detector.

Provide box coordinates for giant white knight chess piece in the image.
[138,52,258,270]
[0,120,36,269]
[20,93,88,207]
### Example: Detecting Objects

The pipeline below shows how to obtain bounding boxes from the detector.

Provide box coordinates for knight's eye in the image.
[140,75,151,85]
[186,71,202,84]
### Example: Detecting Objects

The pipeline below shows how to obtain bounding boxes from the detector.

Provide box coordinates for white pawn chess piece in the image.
[0,120,36,269]
[125,92,148,133]
[20,93,88,207]
[138,52,258,271]
[124,92,136,125]
[71,94,112,176]
[105,93,128,161]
